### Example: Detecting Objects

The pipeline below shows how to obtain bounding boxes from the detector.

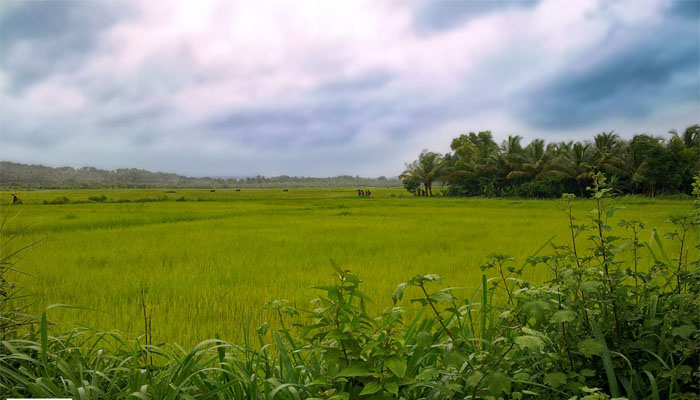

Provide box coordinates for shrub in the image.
[512,179,569,198]
[48,196,70,204]
[87,195,108,202]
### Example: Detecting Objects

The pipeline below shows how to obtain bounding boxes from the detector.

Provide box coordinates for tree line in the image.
[0,162,401,189]
[401,124,700,198]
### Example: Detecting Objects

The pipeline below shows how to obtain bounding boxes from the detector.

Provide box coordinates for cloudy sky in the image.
[1,0,698,177]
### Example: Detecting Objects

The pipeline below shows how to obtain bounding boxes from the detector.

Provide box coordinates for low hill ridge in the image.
[0,161,400,189]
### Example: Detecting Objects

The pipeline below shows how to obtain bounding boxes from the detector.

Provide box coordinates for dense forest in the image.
[0,162,400,189]
[402,125,700,198]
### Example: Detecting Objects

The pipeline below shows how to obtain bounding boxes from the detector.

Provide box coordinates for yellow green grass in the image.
[1,188,696,346]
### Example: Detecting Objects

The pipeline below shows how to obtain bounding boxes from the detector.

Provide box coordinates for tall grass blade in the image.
[40,312,48,368]
[643,371,660,400]
[480,274,488,344]
[591,319,619,397]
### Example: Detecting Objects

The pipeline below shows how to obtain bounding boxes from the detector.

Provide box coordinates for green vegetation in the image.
[1,178,698,398]
[402,125,700,198]
[0,161,400,189]
[1,188,695,347]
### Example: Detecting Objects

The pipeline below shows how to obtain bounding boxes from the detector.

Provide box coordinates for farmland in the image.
[1,188,696,346]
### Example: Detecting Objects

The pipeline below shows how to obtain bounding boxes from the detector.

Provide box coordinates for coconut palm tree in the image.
[500,135,524,157]
[551,141,574,157]
[543,142,597,196]
[598,139,648,194]
[593,131,621,171]
[669,124,700,149]
[594,131,620,153]
[506,139,553,181]
[400,150,448,196]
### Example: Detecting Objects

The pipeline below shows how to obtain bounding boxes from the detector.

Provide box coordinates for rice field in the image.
[0,188,696,346]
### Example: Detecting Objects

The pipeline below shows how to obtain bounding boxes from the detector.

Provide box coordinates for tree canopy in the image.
[402,125,700,197]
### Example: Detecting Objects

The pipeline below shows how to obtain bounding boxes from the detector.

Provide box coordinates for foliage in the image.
[403,125,700,198]
[399,151,448,196]
[0,181,697,398]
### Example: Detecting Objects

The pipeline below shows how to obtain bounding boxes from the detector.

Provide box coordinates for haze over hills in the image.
[0,161,401,189]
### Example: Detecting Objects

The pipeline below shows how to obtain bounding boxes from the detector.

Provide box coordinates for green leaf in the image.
[385,357,406,378]
[522,300,549,323]
[329,393,350,400]
[514,335,544,352]
[486,372,511,395]
[466,371,484,388]
[649,229,671,265]
[443,352,467,369]
[416,368,438,382]
[326,329,350,340]
[580,280,604,293]
[577,338,603,358]
[383,381,398,395]
[513,372,530,381]
[422,274,442,283]
[644,318,663,328]
[409,298,428,306]
[551,310,576,324]
[430,290,454,304]
[330,258,343,275]
[580,369,596,377]
[392,283,407,305]
[337,365,371,377]
[544,372,567,388]
[671,324,697,339]
[359,381,382,396]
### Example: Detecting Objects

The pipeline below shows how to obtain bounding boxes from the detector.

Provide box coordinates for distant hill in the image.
[0,161,401,189]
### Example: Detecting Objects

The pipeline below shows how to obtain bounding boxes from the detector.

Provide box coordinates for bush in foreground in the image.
[0,174,698,399]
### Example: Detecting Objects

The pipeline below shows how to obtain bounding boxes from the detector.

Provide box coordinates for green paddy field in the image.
[0,188,696,346]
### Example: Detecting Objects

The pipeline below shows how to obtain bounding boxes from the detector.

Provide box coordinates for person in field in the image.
[365,189,372,196]
[11,193,20,204]
[357,189,364,196]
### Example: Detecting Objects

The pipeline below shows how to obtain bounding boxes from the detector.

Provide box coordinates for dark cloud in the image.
[516,22,699,129]
[205,106,358,149]
[667,0,700,19]
[204,90,418,150]
[0,0,130,92]
[412,0,540,33]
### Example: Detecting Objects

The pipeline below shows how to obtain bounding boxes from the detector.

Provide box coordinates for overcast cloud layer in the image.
[1,0,698,177]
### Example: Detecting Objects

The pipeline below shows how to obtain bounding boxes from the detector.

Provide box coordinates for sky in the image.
[1,0,698,177]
